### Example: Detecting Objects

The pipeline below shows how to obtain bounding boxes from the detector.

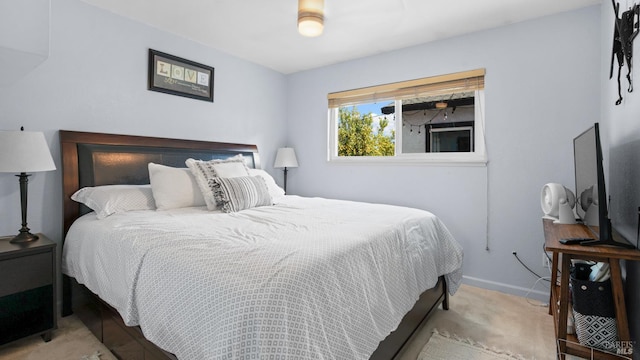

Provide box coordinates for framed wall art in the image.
[148,49,214,102]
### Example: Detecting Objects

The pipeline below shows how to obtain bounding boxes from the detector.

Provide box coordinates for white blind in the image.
[328,69,485,108]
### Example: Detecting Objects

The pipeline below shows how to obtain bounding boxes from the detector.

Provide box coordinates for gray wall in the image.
[286,6,602,299]
[0,0,610,311]
[600,1,640,357]
[0,0,287,267]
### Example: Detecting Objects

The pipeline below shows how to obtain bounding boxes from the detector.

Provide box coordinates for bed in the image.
[59,130,463,360]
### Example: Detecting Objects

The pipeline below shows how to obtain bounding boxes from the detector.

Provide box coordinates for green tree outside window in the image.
[338,107,395,156]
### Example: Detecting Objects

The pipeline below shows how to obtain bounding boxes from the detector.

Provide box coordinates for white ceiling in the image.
[80,0,602,74]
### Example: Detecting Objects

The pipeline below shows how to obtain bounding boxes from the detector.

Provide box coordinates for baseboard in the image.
[462,275,550,303]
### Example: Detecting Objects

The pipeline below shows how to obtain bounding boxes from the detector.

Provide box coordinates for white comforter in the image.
[63,196,463,360]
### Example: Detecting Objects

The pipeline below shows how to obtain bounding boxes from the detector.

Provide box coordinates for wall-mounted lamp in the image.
[274,147,298,193]
[435,101,448,109]
[0,128,56,243]
[298,0,324,37]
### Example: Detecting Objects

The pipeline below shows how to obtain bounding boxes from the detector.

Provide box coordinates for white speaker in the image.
[541,183,577,224]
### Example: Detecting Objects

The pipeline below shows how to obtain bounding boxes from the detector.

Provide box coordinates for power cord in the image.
[512,251,550,282]
[512,249,551,307]
[524,276,550,307]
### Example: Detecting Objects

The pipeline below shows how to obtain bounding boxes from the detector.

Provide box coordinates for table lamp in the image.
[274,147,298,193]
[0,129,56,243]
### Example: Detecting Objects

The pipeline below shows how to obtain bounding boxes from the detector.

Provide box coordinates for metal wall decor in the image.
[610,0,640,105]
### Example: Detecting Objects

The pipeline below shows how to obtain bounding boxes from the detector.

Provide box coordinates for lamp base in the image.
[10,230,39,244]
[10,172,39,244]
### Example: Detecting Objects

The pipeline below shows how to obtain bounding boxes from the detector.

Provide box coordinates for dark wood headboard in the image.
[59,130,260,236]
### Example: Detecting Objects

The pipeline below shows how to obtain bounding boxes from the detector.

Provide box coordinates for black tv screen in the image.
[573,123,634,248]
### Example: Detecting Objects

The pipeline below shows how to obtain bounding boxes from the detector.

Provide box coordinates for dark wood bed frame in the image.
[59,130,448,360]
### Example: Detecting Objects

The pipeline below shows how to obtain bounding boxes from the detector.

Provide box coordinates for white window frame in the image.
[328,89,486,166]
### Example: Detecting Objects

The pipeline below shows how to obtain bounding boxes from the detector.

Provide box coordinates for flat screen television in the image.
[573,123,635,248]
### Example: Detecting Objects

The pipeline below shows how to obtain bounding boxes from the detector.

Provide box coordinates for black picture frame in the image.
[148,49,214,102]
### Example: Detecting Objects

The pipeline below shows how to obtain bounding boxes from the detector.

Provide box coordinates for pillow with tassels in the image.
[212,176,272,213]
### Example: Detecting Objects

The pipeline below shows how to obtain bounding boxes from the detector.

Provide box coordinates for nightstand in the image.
[0,234,57,345]
[543,219,640,359]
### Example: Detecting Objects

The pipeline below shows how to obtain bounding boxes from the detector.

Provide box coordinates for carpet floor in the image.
[417,329,531,360]
[0,284,556,360]
[0,315,117,360]
[397,284,556,360]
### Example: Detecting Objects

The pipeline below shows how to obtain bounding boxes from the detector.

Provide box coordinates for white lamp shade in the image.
[274,147,298,168]
[0,131,56,173]
[298,16,323,37]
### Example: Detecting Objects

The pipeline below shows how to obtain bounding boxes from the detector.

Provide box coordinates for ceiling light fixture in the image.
[298,0,324,37]
[435,102,447,109]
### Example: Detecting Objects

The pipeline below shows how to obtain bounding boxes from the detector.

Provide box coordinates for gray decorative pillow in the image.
[247,168,285,199]
[185,155,249,210]
[212,176,272,213]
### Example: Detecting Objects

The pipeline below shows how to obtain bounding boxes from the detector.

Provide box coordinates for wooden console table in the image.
[543,219,640,359]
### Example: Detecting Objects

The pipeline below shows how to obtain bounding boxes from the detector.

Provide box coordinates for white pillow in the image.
[248,168,285,199]
[71,185,155,219]
[148,163,206,210]
[185,155,250,210]
[212,176,272,213]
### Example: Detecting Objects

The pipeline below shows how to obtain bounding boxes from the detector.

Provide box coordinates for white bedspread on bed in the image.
[63,196,463,360]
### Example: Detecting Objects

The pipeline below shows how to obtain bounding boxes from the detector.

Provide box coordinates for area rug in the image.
[418,329,528,360]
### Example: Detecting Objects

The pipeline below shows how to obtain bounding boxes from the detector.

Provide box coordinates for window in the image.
[430,125,473,152]
[328,69,486,164]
